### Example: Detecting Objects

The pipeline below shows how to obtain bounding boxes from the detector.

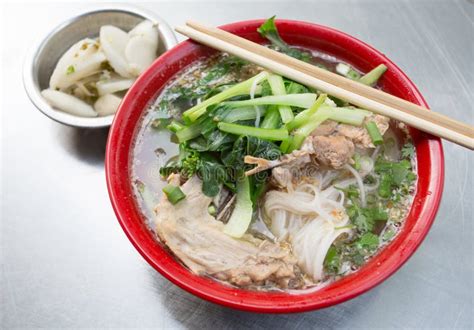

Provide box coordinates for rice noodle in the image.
[343,164,366,207]
[264,179,352,282]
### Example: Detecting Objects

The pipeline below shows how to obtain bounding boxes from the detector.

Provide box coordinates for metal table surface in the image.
[1,1,473,328]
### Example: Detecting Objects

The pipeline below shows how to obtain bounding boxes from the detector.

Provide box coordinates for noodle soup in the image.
[131,18,416,292]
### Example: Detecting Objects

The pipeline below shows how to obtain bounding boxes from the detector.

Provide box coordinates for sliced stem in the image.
[217,122,288,141]
[366,121,383,145]
[286,94,327,131]
[268,74,293,123]
[359,64,387,86]
[260,105,280,129]
[223,93,317,109]
[214,107,267,123]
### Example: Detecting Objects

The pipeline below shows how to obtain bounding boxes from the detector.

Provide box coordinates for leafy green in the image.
[401,142,415,159]
[355,233,380,252]
[198,154,230,197]
[347,203,388,233]
[324,245,342,274]
[257,16,312,62]
[375,157,416,199]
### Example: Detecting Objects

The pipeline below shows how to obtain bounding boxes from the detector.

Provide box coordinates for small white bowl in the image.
[23,4,177,128]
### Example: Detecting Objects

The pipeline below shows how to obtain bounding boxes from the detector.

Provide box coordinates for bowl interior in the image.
[26,7,176,128]
[106,19,444,313]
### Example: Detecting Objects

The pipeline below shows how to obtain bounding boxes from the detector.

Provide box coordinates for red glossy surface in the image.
[105,20,444,313]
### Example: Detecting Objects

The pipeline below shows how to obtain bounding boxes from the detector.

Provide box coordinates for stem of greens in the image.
[260,105,280,129]
[162,184,186,204]
[267,74,294,123]
[359,64,387,86]
[223,93,317,109]
[366,121,383,145]
[217,122,288,141]
[286,94,327,131]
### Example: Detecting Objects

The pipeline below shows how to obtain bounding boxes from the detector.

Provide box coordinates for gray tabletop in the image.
[1,1,473,328]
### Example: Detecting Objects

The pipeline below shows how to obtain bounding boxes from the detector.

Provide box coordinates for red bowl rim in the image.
[105,19,444,313]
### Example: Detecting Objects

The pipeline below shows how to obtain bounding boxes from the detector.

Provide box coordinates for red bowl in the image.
[105,19,444,313]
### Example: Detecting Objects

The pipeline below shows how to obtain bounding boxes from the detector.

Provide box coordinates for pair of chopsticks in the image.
[176,21,474,150]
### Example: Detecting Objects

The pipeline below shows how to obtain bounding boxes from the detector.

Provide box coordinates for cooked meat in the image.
[310,115,390,148]
[312,135,355,168]
[311,120,338,136]
[155,176,300,288]
[336,114,390,148]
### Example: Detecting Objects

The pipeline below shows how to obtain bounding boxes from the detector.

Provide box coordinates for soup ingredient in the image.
[49,39,106,90]
[41,89,97,117]
[162,184,186,204]
[134,17,416,291]
[42,20,159,118]
[94,94,122,116]
[96,77,134,95]
[336,63,361,80]
[155,176,301,288]
[223,176,253,238]
[366,121,384,145]
[359,64,387,86]
[100,25,133,78]
[257,16,311,62]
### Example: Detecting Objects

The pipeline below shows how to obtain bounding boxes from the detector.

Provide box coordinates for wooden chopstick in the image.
[175,23,474,149]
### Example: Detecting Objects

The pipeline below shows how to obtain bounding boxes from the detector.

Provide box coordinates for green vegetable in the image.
[336,63,361,80]
[327,107,370,126]
[166,120,184,133]
[223,176,253,238]
[359,64,387,86]
[287,111,330,152]
[267,74,294,123]
[366,121,384,145]
[401,142,415,159]
[208,204,217,216]
[375,158,416,199]
[66,65,75,75]
[217,122,288,141]
[182,71,269,122]
[198,154,229,197]
[324,245,341,274]
[257,16,312,62]
[286,94,327,131]
[223,93,317,109]
[260,105,281,129]
[347,202,388,233]
[162,184,186,204]
[355,232,380,252]
[213,106,267,123]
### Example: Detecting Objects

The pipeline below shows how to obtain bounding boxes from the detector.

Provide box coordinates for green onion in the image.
[217,122,288,141]
[260,105,280,129]
[359,64,387,86]
[280,137,291,153]
[223,93,317,109]
[366,121,383,145]
[286,94,327,131]
[267,74,294,123]
[175,123,202,142]
[182,71,269,122]
[162,184,186,204]
[166,120,184,133]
